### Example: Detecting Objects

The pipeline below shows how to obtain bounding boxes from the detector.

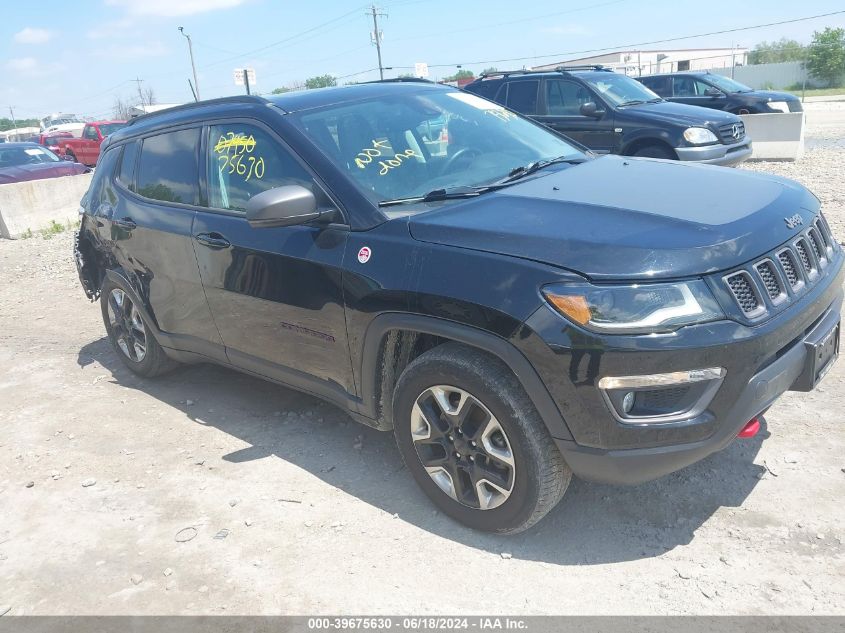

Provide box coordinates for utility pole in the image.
[179,27,201,101]
[134,77,145,106]
[244,69,251,95]
[367,5,387,80]
[9,106,17,132]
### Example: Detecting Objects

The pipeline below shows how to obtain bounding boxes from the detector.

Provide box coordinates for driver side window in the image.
[206,123,315,213]
[546,80,592,115]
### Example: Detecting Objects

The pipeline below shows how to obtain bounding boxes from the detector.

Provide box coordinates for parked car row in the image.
[465,66,754,165]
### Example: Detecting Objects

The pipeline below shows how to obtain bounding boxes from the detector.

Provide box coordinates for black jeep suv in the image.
[465,67,752,165]
[75,81,842,534]
[637,71,803,115]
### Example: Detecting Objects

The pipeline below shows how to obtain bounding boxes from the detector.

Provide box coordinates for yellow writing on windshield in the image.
[354,138,420,175]
[379,149,418,176]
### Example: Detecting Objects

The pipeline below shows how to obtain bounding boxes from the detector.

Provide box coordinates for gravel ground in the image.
[1,106,844,616]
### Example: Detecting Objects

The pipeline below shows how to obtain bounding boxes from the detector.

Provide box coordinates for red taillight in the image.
[737,417,760,438]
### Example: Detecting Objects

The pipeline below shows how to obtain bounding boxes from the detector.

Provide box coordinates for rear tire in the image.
[392,343,571,534]
[632,144,676,160]
[100,278,178,378]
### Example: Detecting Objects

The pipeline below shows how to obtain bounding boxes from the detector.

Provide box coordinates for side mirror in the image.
[579,102,604,118]
[246,185,322,229]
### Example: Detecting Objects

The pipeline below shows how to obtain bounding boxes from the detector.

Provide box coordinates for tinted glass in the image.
[640,76,671,97]
[673,76,714,97]
[704,74,752,93]
[545,80,593,115]
[466,79,502,100]
[291,90,581,204]
[505,80,539,114]
[0,145,60,166]
[86,146,121,215]
[117,141,138,192]
[137,129,200,205]
[207,123,314,212]
[580,73,660,106]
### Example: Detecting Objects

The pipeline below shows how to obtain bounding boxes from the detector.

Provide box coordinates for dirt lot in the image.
[1,105,844,617]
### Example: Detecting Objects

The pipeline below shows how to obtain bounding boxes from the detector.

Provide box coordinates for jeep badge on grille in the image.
[785,214,804,229]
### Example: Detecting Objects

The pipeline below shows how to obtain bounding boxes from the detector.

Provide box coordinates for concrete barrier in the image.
[741,112,805,161]
[0,173,92,239]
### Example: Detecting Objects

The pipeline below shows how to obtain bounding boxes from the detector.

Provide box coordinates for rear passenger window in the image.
[505,80,539,114]
[137,129,201,205]
[117,141,138,192]
[206,123,315,213]
[86,146,121,216]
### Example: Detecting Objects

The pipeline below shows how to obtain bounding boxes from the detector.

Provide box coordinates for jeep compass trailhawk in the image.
[75,80,842,534]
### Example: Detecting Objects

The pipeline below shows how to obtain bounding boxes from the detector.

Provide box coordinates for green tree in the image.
[748,38,805,64]
[304,74,337,89]
[271,86,291,95]
[0,117,39,132]
[481,66,498,75]
[807,27,845,87]
[442,69,475,82]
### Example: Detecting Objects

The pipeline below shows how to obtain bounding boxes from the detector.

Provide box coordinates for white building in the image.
[532,48,749,76]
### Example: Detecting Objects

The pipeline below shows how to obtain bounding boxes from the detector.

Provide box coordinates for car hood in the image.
[738,90,801,103]
[0,162,88,184]
[622,100,740,128]
[408,155,817,281]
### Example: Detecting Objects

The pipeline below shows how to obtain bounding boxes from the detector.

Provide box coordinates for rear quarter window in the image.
[136,128,201,205]
[466,79,502,101]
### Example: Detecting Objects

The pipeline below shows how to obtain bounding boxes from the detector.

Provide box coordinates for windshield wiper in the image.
[618,99,646,107]
[378,186,482,207]
[492,155,585,186]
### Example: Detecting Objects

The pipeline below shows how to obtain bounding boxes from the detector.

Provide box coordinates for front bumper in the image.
[553,298,840,484]
[675,138,753,166]
[517,249,843,485]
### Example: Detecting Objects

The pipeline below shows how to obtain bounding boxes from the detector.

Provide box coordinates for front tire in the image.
[393,343,571,534]
[100,279,177,378]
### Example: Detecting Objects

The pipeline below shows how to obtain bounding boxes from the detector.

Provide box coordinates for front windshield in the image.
[582,73,661,106]
[0,145,61,167]
[704,74,752,93]
[290,89,582,203]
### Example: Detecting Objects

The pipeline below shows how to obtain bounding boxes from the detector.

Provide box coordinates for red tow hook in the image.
[737,417,761,438]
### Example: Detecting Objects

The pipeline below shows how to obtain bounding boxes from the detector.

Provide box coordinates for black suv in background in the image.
[76,82,841,534]
[465,67,752,165]
[637,72,804,114]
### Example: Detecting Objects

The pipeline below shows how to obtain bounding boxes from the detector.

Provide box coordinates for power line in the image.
[398,9,845,70]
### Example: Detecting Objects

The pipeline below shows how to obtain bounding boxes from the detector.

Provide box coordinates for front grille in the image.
[754,260,783,301]
[722,215,838,319]
[795,239,814,275]
[778,250,801,288]
[726,272,760,314]
[718,121,745,143]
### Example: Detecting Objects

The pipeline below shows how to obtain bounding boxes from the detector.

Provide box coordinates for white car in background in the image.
[39,113,87,137]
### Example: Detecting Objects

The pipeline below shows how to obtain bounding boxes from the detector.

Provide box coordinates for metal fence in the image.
[702,61,825,90]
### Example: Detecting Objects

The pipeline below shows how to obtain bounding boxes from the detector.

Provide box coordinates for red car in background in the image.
[0,143,89,184]
[26,131,75,156]
[59,121,127,166]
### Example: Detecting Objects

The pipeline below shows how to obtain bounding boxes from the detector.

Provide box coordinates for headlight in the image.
[766,100,789,113]
[683,127,719,145]
[543,280,724,334]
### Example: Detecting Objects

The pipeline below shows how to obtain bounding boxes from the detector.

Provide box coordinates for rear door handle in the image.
[194,232,231,249]
[112,217,136,230]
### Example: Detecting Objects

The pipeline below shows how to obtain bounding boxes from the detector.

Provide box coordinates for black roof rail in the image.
[479,64,612,79]
[365,77,434,84]
[127,95,270,126]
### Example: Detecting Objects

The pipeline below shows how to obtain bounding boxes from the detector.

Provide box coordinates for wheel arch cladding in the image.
[359,313,574,440]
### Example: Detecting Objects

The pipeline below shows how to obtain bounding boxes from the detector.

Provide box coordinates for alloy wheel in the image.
[107,288,147,362]
[410,385,516,510]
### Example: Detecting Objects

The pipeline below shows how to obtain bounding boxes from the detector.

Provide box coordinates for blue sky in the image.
[2,0,844,120]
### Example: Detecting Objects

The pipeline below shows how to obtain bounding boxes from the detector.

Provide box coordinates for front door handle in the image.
[194,232,231,249]
[112,217,137,230]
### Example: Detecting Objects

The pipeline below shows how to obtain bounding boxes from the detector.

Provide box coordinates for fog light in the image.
[622,391,635,414]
